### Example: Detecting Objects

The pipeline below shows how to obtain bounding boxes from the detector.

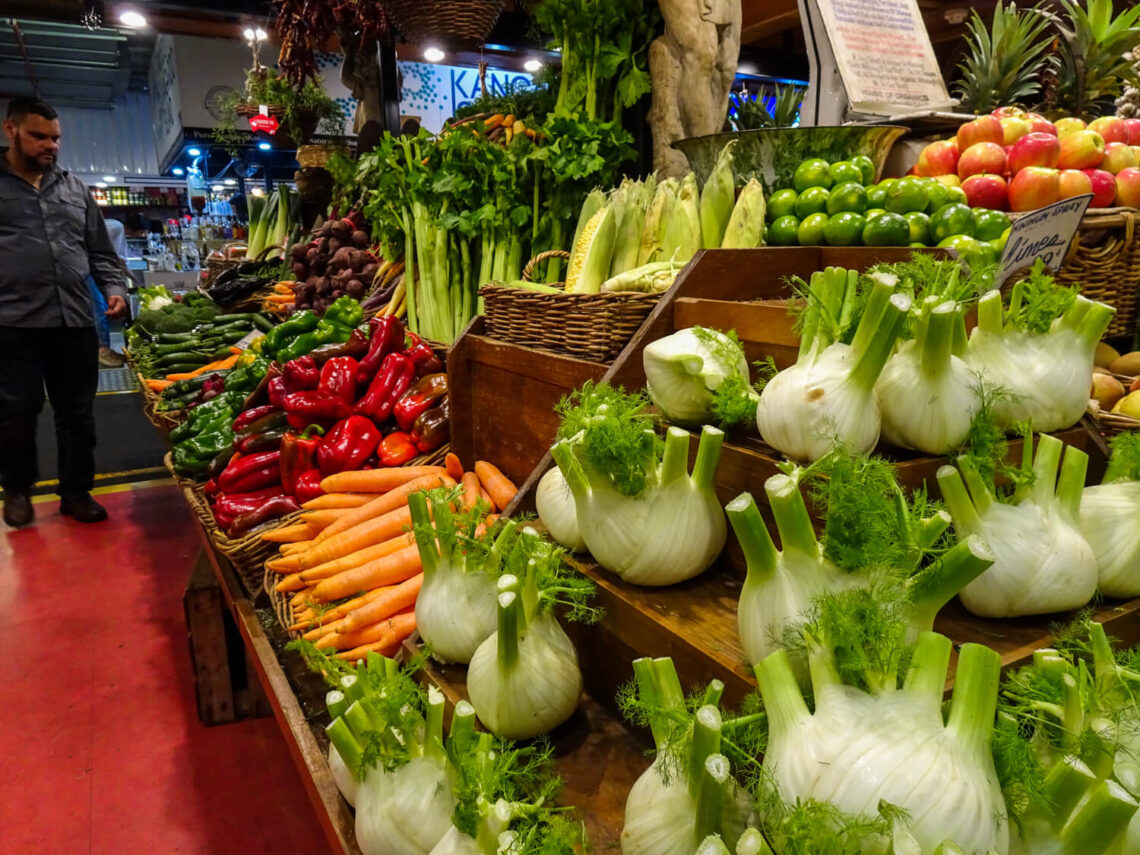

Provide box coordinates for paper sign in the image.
[998,194,1093,286]
[813,0,950,113]
[249,114,279,135]
[234,330,265,351]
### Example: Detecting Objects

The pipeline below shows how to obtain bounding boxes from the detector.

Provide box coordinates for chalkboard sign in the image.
[998,194,1093,286]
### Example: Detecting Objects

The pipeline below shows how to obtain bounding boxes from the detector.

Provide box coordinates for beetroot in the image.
[346,279,366,299]
[292,261,307,278]
[290,243,307,262]
[351,230,370,248]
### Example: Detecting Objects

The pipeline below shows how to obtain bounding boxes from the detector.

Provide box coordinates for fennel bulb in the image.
[1078,432,1140,599]
[535,467,585,552]
[876,300,980,454]
[356,756,456,855]
[410,490,518,664]
[938,433,1097,618]
[329,743,359,807]
[756,269,910,462]
[552,423,727,587]
[643,327,755,428]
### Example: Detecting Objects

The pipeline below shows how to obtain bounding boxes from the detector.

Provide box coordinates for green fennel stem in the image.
[688,705,724,802]
[913,509,952,553]
[921,303,957,377]
[449,700,477,743]
[937,465,984,534]
[660,427,691,486]
[424,687,445,759]
[976,290,1003,334]
[401,209,419,334]
[1060,780,1139,851]
[906,537,994,633]
[694,753,731,844]
[946,643,1001,755]
[691,426,725,490]
[343,700,373,745]
[957,457,994,515]
[1055,446,1089,519]
[766,474,819,556]
[326,689,348,721]
[406,492,439,577]
[951,310,968,356]
[735,828,774,855]
[849,275,895,356]
[652,657,688,715]
[726,493,779,584]
[549,445,589,502]
[1007,280,1025,325]
[326,717,365,778]
[1060,295,1091,332]
[340,674,364,703]
[1043,756,1099,834]
[631,657,669,751]
[497,591,521,674]
[701,680,725,709]
[902,631,953,704]
[849,294,910,392]
[1030,435,1064,507]
[1076,302,1115,346]
[754,649,812,731]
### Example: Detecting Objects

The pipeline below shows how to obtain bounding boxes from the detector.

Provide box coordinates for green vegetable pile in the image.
[132,290,221,337]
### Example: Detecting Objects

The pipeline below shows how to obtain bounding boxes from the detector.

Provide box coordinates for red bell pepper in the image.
[319,356,358,404]
[232,404,278,433]
[355,352,415,423]
[218,449,282,493]
[317,415,382,476]
[310,328,369,364]
[282,390,353,430]
[268,374,288,408]
[393,373,448,432]
[280,424,325,496]
[356,316,405,385]
[404,332,444,376]
[212,485,285,527]
[203,478,220,499]
[378,431,419,467]
[228,494,301,537]
[283,355,320,392]
[234,410,289,454]
[411,395,450,453]
[294,469,325,504]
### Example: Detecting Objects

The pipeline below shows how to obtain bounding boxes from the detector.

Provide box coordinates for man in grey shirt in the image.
[0,96,128,527]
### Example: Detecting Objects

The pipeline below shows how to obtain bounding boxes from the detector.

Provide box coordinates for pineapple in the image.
[952,2,1051,113]
[1051,0,1140,116]
[1116,46,1140,118]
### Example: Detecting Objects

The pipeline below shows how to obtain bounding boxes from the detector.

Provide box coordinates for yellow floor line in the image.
[31,477,173,503]
[33,466,166,489]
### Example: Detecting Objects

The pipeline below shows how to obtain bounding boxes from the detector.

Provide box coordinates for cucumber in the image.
[252,315,275,332]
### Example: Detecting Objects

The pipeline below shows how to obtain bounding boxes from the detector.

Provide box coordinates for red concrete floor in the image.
[0,483,331,854]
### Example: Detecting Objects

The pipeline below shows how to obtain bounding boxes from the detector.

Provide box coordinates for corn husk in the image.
[661,173,702,265]
[609,179,650,278]
[699,141,736,249]
[601,260,683,293]
[565,204,617,294]
[638,178,678,266]
[720,179,767,249]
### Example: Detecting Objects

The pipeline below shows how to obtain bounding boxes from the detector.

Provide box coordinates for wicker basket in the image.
[297,143,348,169]
[203,244,281,288]
[385,0,504,44]
[1056,208,1140,339]
[480,251,659,362]
[139,372,184,437]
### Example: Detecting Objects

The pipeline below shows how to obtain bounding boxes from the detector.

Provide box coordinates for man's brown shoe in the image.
[3,492,33,527]
[60,492,108,523]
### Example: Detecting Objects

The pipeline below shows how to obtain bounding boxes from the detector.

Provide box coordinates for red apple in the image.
[1102,141,1140,174]
[1089,116,1128,145]
[958,142,1007,180]
[1057,169,1093,200]
[1008,166,1060,211]
[991,106,1025,118]
[1000,116,1032,145]
[1057,130,1107,170]
[1026,112,1057,136]
[915,139,960,177]
[1007,132,1061,173]
[962,173,1008,210]
[1116,167,1140,208]
[1055,118,1087,139]
[957,115,1005,153]
[1125,118,1140,146]
[1082,169,1117,207]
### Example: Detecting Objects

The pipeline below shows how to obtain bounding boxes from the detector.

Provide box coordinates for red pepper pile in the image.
[203,316,448,537]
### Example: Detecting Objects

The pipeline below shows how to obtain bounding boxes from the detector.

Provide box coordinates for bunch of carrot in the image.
[262,281,296,314]
[144,349,243,391]
[264,452,518,661]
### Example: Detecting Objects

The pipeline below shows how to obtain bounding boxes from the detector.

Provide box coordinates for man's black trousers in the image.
[0,325,98,496]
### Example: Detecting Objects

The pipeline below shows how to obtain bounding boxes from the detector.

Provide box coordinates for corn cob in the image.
[601,260,683,293]
[720,179,767,249]
[565,204,617,294]
[609,178,649,277]
[569,190,607,261]
[638,178,678,266]
[661,173,702,265]
[699,140,736,249]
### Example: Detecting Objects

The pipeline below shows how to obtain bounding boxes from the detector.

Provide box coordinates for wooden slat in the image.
[183,550,237,725]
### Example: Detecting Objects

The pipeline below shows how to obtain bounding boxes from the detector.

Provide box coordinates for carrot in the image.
[280,541,311,555]
[444,452,463,481]
[461,472,481,508]
[336,641,400,661]
[287,504,415,572]
[261,522,314,542]
[298,509,344,531]
[311,544,422,602]
[341,573,423,633]
[319,465,449,494]
[301,492,375,510]
[303,615,348,641]
[326,610,417,655]
[162,371,198,381]
[145,379,174,391]
[298,532,415,582]
[473,514,500,539]
[290,582,400,630]
[315,473,453,544]
[479,486,494,506]
[475,461,517,511]
[266,556,296,574]
[274,571,309,592]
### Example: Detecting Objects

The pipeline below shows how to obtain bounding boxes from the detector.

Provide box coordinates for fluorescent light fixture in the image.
[224,178,236,186]
[258,141,272,151]
[243,27,255,40]
[187,147,201,156]
[251,187,265,197]
[101,175,117,183]
[211,184,225,192]
[255,28,267,41]
[119,10,147,28]
[736,63,758,76]
[423,46,445,62]
[523,59,542,72]
[94,182,107,188]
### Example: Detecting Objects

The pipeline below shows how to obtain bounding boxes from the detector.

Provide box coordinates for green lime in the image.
[909,242,928,248]
[768,215,801,247]
[974,209,1012,242]
[829,161,864,186]
[994,226,1011,252]
[865,208,887,221]
[885,178,930,214]
[978,241,1001,267]
[925,181,954,214]
[795,186,830,219]
[768,189,798,222]
[851,155,876,184]
[865,185,887,208]
[863,212,910,246]
[904,211,931,245]
[826,182,868,215]
[797,212,829,246]
[937,234,985,267]
[947,186,969,206]
[793,158,834,193]
[878,178,899,192]
[823,212,867,246]
[930,203,976,242]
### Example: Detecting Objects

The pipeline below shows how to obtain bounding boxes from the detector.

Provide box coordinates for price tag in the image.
[249,113,279,135]
[234,330,265,351]
[997,194,1093,286]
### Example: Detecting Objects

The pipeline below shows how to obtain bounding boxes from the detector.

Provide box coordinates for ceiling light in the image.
[211,184,225,192]
[255,28,267,41]
[523,59,542,73]
[119,10,147,28]
[423,46,445,63]
[172,167,184,176]
[101,175,117,183]
[258,142,272,151]
[187,147,201,156]
[243,27,255,41]
[95,182,107,188]
[736,63,758,76]
[224,178,236,186]
[251,187,265,197]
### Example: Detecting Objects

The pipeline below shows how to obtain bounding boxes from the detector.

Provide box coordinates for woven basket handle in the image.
[522,250,571,284]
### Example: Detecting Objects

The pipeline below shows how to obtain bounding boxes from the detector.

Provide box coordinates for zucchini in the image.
[252,315,275,332]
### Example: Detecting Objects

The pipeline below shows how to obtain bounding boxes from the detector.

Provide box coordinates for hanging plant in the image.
[273,0,391,87]
[214,66,345,151]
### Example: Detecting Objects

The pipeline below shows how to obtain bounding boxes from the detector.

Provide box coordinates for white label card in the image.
[997,194,1093,286]
[234,330,265,351]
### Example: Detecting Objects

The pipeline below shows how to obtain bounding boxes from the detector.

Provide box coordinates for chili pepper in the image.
[294,469,325,504]
[283,355,320,392]
[237,424,287,454]
[171,391,243,441]
[267,374,288,408]
[275,332,319,363]
[282,390,353,430]
[312,318,353,348]
[355,352,415,422]
[232,404,278,433]
[310,328,369,364]
[206,446,236,481]
[323,295,364,329]
[234,410,288,446]
[280,424,325,496]
[172,445,212,477]
[262,309,318,355]
[203,478,220,499]
[227,494,301,538]
[318,356,358,404]
[355,316,405,385]
[213,486,285,523]
[317,415,382,476]
[218,449,282,493]
[378,431,419,467]
[411,395,450,453]
[404,332,444,376]
[393,373,448,432]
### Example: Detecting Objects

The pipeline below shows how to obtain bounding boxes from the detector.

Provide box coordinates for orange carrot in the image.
[162,371,198,381]
[274,571,308,592]
[290,582,400,629]
[336,640,401,661]
[461,472,481,508]
[341,573,423,633]
[325,610,417,654]
[298,532,415,582]
[280,541,311,555]
[146,379,174,391]
[261,523,314,542]
[311,544,422,602]
[303,615,348,641]
[314,473,454,544]
[319,466,448,494]
[445,452,463,481]
[299,509,344,531]
[266,556,297,574]
[475,461,517,511]
[301,493,375,510]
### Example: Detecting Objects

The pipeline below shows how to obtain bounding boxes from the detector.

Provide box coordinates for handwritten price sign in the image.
[997,194,1092,286]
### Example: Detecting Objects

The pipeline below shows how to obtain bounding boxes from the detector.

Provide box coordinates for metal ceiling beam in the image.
[0,54,119,69]
[7,21,127,43]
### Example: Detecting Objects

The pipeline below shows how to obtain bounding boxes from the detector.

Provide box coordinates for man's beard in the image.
[14,136,55,173]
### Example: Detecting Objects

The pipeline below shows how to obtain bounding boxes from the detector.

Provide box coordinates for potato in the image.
[1092,373,1126,411]
[1112,391,1140,419]
[1109,351,1140,376]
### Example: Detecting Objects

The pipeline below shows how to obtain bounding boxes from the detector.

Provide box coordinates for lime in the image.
[829,161,864,186]
[937,234,985,267]
[974,209,1011,242]
[977,241,1001,267]
[925,181,954,214]
[864,208,887,221]
[909,242,929,248]
[793,158,834,193]
[768,215,801,247]
[863,212,910,246]
[878,177,899,192]
[885,178,930,214]
[904,211,931,245]
[795,186,831,219]
[826,182,868,215]
[768,189,798,222]
[946,186,969,206]
[930,203,976,242]
[994,226,1011,252]
[797,212,829,246]
[865,185,887,208]
[851,155,876,184]
[824,212,867,246]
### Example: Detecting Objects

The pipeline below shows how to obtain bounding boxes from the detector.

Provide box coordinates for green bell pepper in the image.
[324,296,363,329]
[262,310,318,355]
[275,332,319,363]
[180,427,234,462]
[224,358,269,394]
[312,318,353,347]
[184,391,244,429]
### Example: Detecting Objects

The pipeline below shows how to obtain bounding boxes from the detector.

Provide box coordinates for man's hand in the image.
[105,294,128,319]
